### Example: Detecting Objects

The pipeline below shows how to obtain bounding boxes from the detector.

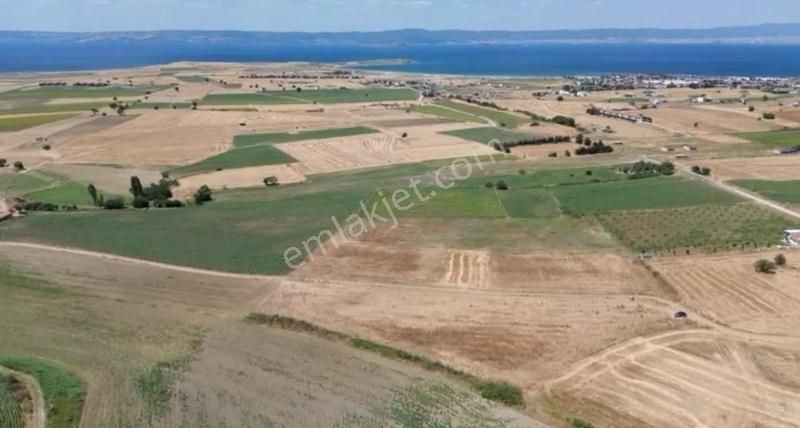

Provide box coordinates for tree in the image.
[130,176,145,198]
[87,184,98,206]
[103,197,126,210]
[763,112,776,120]
[775,253,787,266]
[263,176,279,187]
[194,185,213,205]
[132,196,150,209]
[495,180,509,191]
[748,105,755,112]
[754,259,777,274]
[0,159,6,167]
[13,161,24,171]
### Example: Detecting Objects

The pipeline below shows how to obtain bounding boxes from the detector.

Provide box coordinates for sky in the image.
[1,0,799,32]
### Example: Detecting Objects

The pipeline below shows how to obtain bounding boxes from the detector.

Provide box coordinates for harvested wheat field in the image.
[175,163,306,195]
[278,128,496,175]
[547,329,800,428]
[0,244,540,428]
[693,155,800,180]
[647,251,800,335]
[647,105,778,135]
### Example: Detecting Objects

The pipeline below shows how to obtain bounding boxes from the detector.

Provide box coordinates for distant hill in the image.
[2,24,800,45]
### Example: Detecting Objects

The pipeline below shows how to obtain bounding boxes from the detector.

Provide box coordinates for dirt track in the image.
[0,367,45,428]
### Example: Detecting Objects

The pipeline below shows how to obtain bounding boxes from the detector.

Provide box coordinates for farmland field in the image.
[409,104,484,123]
[597,203,798,252]
[734,128,800,149]
[0,173,55,196]
[436,100,528,128]
[0,357,85,428]
[373,186,507,219]
[443,126,539,144]
[169,144,297,177]
[0,374,24,428]
[204,88,418,105]
[0,113,78,132]
[553,176,742,215]
[233,126,378,147]
[731,179,800,205]
[0,102,107,115]
[23,182,97,206]
[498,188,561,219]
[0,85,172,100]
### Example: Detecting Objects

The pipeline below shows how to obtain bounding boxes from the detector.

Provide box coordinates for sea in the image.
[2,41,800,77]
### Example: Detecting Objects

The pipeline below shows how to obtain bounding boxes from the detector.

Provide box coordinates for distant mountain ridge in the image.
[3,24,800,44]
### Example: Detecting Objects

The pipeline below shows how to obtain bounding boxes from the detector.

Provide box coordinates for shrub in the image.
[263,176,279,187]
[763,112,776,120]
[475,381,523,406]
[485,182,495,188]
[13,161,24,171]
[102,197,126,210]
[775,253,787,266]
[132,196,150,209]
[42,144,51,151]
[495,180,509,191]
[572,419,595,428]
[194,185,213,205]
[754,259,777,274]
[748,105,755,112]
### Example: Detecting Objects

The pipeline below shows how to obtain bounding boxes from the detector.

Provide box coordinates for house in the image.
[785,230,800,247]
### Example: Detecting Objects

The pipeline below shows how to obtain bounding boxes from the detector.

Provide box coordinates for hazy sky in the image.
[1,0,799,32]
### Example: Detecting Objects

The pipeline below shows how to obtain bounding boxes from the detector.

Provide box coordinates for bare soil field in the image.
[174,163,306,195]
[648,251,800,335]
[511,142,577,159]
[42,163,164,195]
[277,124,496,175]
[548,329,800,428]
[692,155,800,181]
[0,245,538,427]
[646,105,778,136]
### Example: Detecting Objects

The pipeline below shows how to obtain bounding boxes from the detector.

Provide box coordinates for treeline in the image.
[38,82,110,87]
[516,110,579,129]
[574,134,614,156]
[489,135,572,152]
[620,161,675,179]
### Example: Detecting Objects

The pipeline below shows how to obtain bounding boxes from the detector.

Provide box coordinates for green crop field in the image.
[204,88,418,105]
[731,180,800,205]
[381,186,507,219]
[607,97,649,103]
[498,189,561,219]
[461,166,622,189]
[0,374,24,428]
[733,129,800,149]
[0,188,369,274]
[442,127,539,144]
[24,182,96,206]
[0,113,78,132]
[554,177,742,215]
[234,126,378,148]
[169,145,297,177]
[0,85,172,100]
[0,172,55,195]
[0,102,107,115]
[175,75,210,83]
[598,203,799,252]
[0,357,85,428]
[435,100,528,128]
[408,105,484,123]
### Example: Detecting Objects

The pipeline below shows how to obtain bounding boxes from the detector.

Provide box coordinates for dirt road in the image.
[0,367,46,428]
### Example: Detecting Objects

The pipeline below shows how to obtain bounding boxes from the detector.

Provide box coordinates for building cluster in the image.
[239,71,362,80]
[573,74,800,92]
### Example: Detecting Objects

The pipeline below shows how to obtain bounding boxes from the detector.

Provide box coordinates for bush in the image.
[485,182,495,188]
[132,196,150,209]
[763,112,776,120]
[193,185,213,205]
[775,253,787,266]
[754,259,777,274]
[475,381,523,406]
[13,161,24,171]
[263,176,279,187]
[495,180,509,191]
[103,197,126,210]
[0,158,5,167]
[572,419,595,428]
[42,144,51,151]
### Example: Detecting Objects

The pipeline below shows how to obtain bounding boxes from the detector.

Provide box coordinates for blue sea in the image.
[2,41,800,76]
